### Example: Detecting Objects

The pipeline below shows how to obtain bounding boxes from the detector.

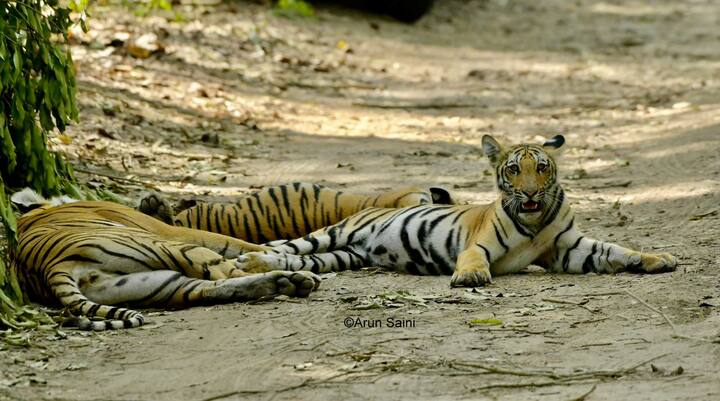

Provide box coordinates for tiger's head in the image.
[482,134,565,228]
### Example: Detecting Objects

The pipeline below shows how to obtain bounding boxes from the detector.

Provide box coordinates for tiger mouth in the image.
[520,201,541,213]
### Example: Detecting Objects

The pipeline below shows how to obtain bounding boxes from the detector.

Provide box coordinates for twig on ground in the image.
[570,317,609,327]
[450,361,562,379]
[201,370,357,400]
[283,79,377,90]
[470,379,596,392]
[285,339,330,353]
[566,384,597,401]
[246,294,277,304]
[624,290,677,331]
[200,391,242,401]
[542,297,597,313]
[690,208,718,220]
[472,327,558,336]
[553,291,623,297]
[624,290,710,342]
[578,342,613,348]
[370,336,427,345]
[650,244,682,250]
[542,297,586,306]
[74,167,160,189]
[206,353,667,398]
[353,99,477,109]
[464,353,668,392]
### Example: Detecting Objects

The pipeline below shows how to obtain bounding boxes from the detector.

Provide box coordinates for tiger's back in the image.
[168,183,455,243]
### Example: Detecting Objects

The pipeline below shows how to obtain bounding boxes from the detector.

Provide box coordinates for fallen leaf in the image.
[57,134,72,145]
[468,318,503,326]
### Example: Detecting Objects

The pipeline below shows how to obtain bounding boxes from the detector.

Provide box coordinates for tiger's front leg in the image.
[451,245,493,287]
[236,207,394,272]
[544,226,677,274]
[450,220,512,287]
[236,247,368,274]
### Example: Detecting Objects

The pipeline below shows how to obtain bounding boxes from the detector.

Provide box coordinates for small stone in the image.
[127,33,165,59]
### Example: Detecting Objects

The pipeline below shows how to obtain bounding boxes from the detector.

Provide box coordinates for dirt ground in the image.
[2,0,719,400]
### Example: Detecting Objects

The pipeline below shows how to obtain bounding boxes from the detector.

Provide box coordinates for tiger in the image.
[10,190,320,331]
[234,135,678,287]
[138,183,457,243]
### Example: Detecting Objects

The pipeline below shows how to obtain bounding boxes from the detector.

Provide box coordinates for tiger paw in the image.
[637,252,678,273]
[450,264,493,287]
[273,271,321,298]
[207,271,320,301]
[138,192,175,225]
[236,252,283,273]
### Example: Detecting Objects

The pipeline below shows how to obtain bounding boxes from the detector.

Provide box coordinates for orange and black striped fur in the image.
[11,191,320,330]
[235,135,677,286]
[139,183,456,243]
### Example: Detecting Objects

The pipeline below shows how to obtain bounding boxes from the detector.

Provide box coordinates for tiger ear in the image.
[481,135,504,165]
[543,135,565,151]
[429,187,454,205]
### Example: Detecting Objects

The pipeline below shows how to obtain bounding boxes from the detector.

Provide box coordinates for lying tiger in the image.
[235,135,678,286]
[139,183,457,243]
[10,191,320,330]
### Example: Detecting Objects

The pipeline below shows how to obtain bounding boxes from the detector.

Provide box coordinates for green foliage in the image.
[274,0,315,18]
[121,0,172,17]
[1,0,84,340]
[0,0,79,198]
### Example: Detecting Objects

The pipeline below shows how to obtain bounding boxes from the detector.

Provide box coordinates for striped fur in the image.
[12,193,320,330]
[139,183,457,243]
[235,135,677,286]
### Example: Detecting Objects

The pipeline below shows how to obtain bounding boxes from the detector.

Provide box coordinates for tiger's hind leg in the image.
[138,192,175,225]
[236,246,368,274]
[82,235,250,280]
[80,270,321,308]
[58,269,319,330]
[155,240,252,280]
[143,220,271,258]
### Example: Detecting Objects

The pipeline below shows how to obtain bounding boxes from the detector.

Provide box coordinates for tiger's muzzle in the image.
[518,190,544,214]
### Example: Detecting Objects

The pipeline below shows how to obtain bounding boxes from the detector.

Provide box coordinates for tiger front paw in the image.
[450,264,493,287]
[636,252,678,273]
[236,252,283,273]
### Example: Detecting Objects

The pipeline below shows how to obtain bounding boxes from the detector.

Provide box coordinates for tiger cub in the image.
[139,183,456,243]
[234,135,677,286]
[11,190,320,330]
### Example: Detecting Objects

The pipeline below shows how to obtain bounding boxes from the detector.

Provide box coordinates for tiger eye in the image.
[537,163,548,172]
[507,165,519,174]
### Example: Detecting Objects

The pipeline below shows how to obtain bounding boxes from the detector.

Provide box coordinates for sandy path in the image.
[2,1,719,400]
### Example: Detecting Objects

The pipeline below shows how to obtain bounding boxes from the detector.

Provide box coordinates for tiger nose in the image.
[523,190,538,198]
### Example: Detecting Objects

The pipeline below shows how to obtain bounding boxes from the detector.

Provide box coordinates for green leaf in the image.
[275,0,315,18]
[12,49,21,71]
[468,318,503,326]
[1,127,16,172]
[39,106,53,131]
[157,0,172,11]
